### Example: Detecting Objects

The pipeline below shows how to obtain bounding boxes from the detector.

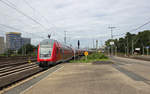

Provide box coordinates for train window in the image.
[62,49,64,54]
[60,48,62,53]
[39,45,53,59]
[40,39,54,48]
[56,48,59,54]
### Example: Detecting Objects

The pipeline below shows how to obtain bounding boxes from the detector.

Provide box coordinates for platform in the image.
[20,62,150,94]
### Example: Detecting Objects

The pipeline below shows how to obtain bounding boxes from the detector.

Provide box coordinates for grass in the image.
[69,52,109,63]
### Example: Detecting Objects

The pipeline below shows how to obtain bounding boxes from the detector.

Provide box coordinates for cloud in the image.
[0,0,150,47]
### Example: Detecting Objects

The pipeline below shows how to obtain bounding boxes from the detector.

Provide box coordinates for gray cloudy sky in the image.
[0,0,150,48]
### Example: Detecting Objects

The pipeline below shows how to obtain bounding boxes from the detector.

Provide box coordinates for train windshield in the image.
[40,45,53,59]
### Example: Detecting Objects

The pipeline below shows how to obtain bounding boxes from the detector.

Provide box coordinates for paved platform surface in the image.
[22,61,150,94]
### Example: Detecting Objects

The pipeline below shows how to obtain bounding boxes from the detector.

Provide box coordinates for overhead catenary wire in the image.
[0,0,71,40]
[0,0,79,45]
[5,0,43,26]
[0,23,64,42]
[0,24,46,39]
[5,0,16,7]
[0,0,48,30]
[22,0,64,38]
[0,0,58,39]
[0,23,65,44]
[113,20,150,37]
[23,0,51,25]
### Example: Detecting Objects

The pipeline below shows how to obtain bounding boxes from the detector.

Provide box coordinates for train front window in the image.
[40,45,53,59]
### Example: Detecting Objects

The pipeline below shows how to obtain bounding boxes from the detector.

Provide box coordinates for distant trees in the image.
[105,30,150,55]
[2,44,37,57]
[18,44,37,55]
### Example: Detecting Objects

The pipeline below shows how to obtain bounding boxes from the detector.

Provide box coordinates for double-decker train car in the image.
[37,39,74,67]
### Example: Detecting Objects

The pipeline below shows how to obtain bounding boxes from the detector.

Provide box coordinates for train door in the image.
[55,42,60,61]
[62,48,65,60]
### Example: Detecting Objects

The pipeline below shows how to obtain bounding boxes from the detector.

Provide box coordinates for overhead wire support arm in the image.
[108,27,116,39]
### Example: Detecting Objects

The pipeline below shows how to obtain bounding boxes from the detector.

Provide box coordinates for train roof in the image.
[40,39,73,49]
[40,39,57,45]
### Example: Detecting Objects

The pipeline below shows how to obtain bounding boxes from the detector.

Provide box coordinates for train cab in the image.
[37,39,74,67]
[37,39,56,67]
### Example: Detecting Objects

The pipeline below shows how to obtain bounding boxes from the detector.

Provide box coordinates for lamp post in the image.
[64,31,67,44]
[108,26,116,56]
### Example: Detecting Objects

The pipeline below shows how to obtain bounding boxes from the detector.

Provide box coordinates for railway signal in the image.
[78,40,80,49]
[48,34,51,39]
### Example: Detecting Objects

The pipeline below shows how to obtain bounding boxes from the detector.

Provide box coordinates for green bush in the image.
[88,52,108,60]
[70,52,108,63]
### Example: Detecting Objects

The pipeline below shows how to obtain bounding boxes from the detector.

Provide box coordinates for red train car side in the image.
[37,39,74,67]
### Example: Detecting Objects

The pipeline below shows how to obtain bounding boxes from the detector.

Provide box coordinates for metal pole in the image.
[108,27,116,39]
[108,47,109,56]
[25,46,26,56]
[74,49,75,61]
[147,48,148,56]
[86,56,87,61]
[127,37,129,56]
[6,38,8,57]
[22,39,23,56]
[64,31,67,44]
[108,27,116,56]
[93,39,94,48]
[111,45,113,56]
[132,40,134,55]
[111,28,113,39]
[22,47,23,56]
[125,47,127,56]
[143,46,144,56]
[96,40,98,52]
[115,46,117,56]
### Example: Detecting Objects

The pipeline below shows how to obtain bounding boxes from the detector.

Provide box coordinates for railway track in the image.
[0,59,36,68]
[109,54,150,62]
[0,61,43,89]
[0,56,36,63]
[130,56,150,61]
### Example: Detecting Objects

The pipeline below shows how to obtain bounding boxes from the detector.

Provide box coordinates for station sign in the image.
[98,50,101,53]
[84,51,88,56]
[110,41,114,45]
[135,48,140,51]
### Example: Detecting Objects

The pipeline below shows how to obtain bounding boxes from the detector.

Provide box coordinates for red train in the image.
[37,39,83,67]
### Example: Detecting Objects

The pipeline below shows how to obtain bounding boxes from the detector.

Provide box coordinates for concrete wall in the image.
[6,32,22,50]
[0,37,5,54]
[22,37,31,46]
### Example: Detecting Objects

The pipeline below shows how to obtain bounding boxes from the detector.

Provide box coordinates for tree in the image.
[134,30,150,54]
[18,44,36,55]
[105,30,150,54]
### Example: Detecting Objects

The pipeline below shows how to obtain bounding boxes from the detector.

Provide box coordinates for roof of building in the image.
[6,32,21,35]
[22,37,31,39]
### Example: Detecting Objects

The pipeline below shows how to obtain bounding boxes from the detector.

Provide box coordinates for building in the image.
[22,37,31,46]
[0,36,5,54]
[6,32,31,51]
[6,32,22,50]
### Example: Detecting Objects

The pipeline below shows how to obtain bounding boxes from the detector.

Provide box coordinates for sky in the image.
[0,0,150,48]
